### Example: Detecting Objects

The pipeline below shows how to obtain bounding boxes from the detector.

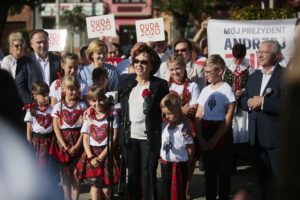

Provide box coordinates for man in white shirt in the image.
[15,29,61,104]
[241,40,284,200]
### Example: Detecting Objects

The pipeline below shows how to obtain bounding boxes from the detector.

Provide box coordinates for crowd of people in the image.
[0,23,286,200]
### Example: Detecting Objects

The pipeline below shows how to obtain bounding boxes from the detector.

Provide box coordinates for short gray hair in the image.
[260,40,281,54]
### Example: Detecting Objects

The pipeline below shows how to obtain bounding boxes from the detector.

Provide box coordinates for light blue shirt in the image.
[79,63,119,91]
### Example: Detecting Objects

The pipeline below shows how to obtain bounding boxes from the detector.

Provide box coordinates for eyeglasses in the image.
[133,59,149,65]
[256,50,268,55]
[204,68,219,75]
[174,48,188,53]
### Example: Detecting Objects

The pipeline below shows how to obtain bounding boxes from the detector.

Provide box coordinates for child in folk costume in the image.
[24,81,53,169]
[160,93,195,200]
[223,44,254,173]
[82,67,109,121]
[167,54,201,199]
[50,52,89,107]
[75,86,120,200]
[49,75,87,200]
[195,54,236,200]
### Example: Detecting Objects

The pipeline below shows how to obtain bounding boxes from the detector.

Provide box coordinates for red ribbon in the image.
[88,108,96,118]
[22,103,36,110]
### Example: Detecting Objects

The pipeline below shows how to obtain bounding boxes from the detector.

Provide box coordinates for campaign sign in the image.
[105,57,123,67]
[135,18,165,42]
[45,29,67,52]
[207,19,297,68]
[86,14,116,39]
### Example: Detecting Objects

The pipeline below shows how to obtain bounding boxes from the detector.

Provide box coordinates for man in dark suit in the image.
[15,29,61,104]
[241,40,284,200]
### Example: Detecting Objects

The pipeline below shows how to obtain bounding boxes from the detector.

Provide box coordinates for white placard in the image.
[207,19,297,68]
[135,18,165,42]
[45,29,67,52]
[86,14,116,39]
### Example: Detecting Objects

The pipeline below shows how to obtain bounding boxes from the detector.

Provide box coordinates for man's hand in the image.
[247,96,263,110]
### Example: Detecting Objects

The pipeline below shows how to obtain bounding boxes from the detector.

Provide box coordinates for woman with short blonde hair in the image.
[79,39,119,90]
[1,32,25,78]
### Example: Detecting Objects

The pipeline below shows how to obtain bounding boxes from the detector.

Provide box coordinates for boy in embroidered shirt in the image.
[160,93,195,200]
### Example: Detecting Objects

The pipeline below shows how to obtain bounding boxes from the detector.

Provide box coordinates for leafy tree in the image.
[230,4,295,20]
[60,6,86,33]
[60,6,87,51]
[0,0,43,39]
[154,0,211,38]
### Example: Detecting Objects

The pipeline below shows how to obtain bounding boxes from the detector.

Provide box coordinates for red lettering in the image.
[49,33,60,46]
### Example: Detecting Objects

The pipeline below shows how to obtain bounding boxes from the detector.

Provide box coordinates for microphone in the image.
[263,88,272,97]
[142,89,152,114]
[105,91,118,105]
[119,80,138,98]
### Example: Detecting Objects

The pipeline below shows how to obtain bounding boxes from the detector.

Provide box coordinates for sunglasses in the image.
[133,59,149,65]
[174,48,188,53]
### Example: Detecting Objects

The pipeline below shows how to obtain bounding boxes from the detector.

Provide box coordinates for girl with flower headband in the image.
[49,75,87,200]
[75,86,120,200]
[160,93,195,200]
[166,54,201,199]
[24,81,53,169]
[49,52,89,107]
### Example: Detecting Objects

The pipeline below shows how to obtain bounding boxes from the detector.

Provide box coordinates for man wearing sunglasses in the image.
[159,38,206,92]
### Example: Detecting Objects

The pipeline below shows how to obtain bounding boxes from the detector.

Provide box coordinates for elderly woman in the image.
[79,39,119,90]
[118,43,169,200]
[0,32,25,78]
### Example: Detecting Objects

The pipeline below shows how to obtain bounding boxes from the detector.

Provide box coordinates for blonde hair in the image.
[205,54,226,70]
[8,32,25,53]
[87,85,107,102]
[61,75,80,90]
[167,54,186,68]
[86,39,108,63]
[160,93,182,114]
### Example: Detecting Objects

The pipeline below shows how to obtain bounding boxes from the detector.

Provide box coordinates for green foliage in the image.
[8,0,43,15]
[154,0,212,37]
[60,6,86,33]
[230,5,295,20]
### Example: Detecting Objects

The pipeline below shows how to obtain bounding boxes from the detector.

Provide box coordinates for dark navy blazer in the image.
[241,64,284,148]
[117,73,169,155]
[15,53,61,104]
